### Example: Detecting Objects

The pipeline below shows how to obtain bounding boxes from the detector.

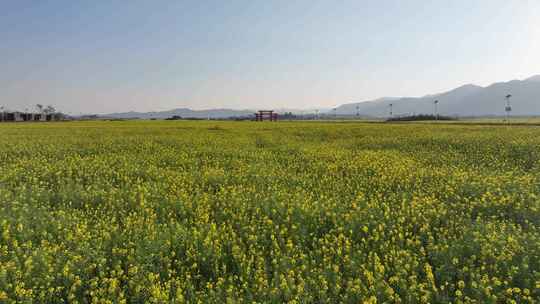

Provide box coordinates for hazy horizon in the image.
[2,1,540,114]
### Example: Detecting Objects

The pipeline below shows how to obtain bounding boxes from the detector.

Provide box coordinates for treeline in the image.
[387,114,456,122]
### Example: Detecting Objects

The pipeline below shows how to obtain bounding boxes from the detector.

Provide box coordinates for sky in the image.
[1,0,540,114]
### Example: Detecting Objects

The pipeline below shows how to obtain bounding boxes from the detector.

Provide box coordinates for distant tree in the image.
[44,105,56,114]
[36,104,44,113]
[280,112,297,119]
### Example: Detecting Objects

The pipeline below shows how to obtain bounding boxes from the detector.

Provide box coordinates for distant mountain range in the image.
[100,107,329,119]
[335,75,540,117]
[99,75,540,119]
[101,108,254,119]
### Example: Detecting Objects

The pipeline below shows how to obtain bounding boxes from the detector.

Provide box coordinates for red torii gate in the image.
[255,110,278,121]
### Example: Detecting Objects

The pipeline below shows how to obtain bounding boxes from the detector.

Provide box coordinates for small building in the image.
[46,113,60,121]
[34,114,46,121]
[21,113,34,121]
[0,112,21,122]
[0,111,62,122]
[12,112,24,122]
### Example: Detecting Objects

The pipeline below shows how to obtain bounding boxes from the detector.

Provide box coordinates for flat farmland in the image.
[0,121,539,303]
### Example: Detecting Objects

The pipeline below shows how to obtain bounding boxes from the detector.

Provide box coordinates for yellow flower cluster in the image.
[0,120,539,303]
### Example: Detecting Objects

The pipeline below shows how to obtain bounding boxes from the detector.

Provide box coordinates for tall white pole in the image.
[506,97,508,122]
[505,94,512,123]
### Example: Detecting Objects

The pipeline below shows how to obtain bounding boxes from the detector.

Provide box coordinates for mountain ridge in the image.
[101,108,254,119]
[335,76,540,117]
[98,75,540,119]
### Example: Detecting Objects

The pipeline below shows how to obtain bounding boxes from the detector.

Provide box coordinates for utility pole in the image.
[389,103,393,119]
[356,105,360,118]
[505,94,512,123]
[434,100,439,120]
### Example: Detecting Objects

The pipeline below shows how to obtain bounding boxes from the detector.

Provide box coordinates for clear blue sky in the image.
[1,0,539,114]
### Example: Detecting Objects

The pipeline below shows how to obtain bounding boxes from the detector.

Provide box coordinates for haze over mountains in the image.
[101,76,540,119]
[336,75,540,117]
[101,108,329,119]
[101,108,254,120]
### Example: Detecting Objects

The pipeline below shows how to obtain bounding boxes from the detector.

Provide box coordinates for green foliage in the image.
[0,121,539,303]
[387,114,455,122]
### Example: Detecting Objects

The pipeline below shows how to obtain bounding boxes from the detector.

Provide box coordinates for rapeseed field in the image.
[0,121,538,303]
